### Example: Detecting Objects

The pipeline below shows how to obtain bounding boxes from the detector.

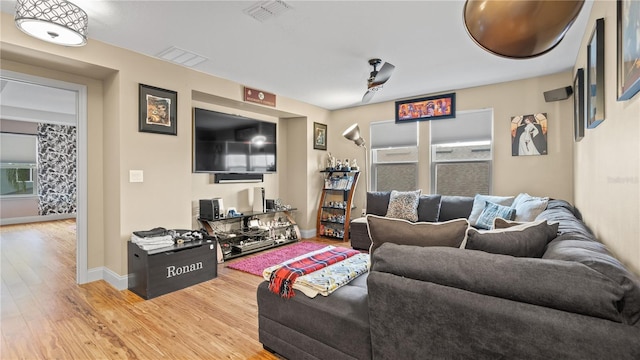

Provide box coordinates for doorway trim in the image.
[0,69,88,284]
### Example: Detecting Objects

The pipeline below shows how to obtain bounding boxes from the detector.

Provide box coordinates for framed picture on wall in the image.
[587,18,605,129]
[395,93,456,123]
[617,0,640,101]
[139,84,178,135]
[314,122,327,150]
[573,68,585,142]
[510,113,548,156]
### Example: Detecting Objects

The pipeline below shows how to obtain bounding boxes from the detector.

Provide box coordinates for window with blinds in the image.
[370,120,418,192]
[0,133,38,196]
[430,109,493,196]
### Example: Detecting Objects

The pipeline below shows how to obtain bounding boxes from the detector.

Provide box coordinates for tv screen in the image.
[193,108,276,173]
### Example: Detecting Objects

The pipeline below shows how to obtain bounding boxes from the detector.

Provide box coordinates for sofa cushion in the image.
[366,215,468,256]
[385,190,421,221]
[466,220,558,258]
[367,191,391,216]
[475,201,516,230]
[544,239,640,326]
[511,193,549,222]
[416,194,442,222]
[468,194,515,226]
[371,243,627,324]
[438,195,474,221]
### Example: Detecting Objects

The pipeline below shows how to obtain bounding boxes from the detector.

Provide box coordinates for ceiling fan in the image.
[362,58,395,103]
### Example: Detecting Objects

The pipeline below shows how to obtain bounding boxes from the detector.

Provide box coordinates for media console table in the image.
[199,209,300,261]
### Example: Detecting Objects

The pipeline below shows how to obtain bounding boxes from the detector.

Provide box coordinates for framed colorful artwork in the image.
[395,93,456,123]
[510,113,548,156]
[139,84,177,135]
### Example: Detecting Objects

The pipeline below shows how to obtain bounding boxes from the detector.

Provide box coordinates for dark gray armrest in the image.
[371,243,625,322]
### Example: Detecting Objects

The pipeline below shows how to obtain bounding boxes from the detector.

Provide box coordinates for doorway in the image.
[0,69,88,284]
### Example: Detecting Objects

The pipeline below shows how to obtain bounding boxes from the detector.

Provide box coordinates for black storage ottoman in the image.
[350,217,371,250]
[128,239,217,299]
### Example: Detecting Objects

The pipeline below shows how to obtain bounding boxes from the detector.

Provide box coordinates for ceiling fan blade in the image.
[370,62,395,87]
[362,89,375,103]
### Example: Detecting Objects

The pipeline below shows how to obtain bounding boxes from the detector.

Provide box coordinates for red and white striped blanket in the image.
[268,246,360,298]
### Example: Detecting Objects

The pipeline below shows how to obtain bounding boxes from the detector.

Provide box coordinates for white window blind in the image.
[370,120,419,192]
[430,109,492,144]
[370,120,418,149]
[430,109,493,195]
[0,133,37,163]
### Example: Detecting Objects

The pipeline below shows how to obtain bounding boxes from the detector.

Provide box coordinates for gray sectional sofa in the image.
[256,193,640,359]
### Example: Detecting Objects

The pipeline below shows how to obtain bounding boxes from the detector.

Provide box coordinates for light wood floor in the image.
[1,220,343,359]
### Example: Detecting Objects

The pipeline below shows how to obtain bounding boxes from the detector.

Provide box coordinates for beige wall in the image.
[1,12,329,278]
[330,72,575,213]
[2,1,638,281]
[573,1,640,274]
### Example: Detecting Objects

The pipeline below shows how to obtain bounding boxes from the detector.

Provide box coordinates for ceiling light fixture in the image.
[14,0,88,47]
[463,0,584,58]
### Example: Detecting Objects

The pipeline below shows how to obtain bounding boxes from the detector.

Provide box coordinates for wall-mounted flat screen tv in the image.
[193,108,276,173]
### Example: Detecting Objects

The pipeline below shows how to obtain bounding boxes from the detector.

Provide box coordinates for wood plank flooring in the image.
[1,220,343,359]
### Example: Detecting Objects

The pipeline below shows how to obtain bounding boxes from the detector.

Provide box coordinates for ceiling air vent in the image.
[156,46,207,68]
[243,0,292,22]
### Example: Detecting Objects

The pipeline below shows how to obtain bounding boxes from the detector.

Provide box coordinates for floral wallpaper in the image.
[37,124,77,215]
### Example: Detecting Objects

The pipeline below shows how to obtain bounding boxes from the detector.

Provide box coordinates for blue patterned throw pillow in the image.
[385,190,421,222]
[475,201,516,230]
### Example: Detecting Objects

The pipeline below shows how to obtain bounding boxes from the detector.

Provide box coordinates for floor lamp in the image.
[342,123,369,212]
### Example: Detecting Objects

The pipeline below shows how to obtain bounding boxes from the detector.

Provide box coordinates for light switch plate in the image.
[129,170,144,183]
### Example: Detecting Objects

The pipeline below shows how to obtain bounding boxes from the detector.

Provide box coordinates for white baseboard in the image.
[299,228,316,239]
[87,266,128,290]
[1,213,76,226]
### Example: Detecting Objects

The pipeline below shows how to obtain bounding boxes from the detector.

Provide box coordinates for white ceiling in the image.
[0,0,593,111]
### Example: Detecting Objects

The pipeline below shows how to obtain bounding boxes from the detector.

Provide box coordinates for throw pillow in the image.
[385,190,421,222]
[511,193,549,222]
[367,215,469,255]
[466,220,559,257]
[416,194,442,222]
[494,217,559,235]
[468,194,515,226]
[475,201,516,230]
[366,191,391,216]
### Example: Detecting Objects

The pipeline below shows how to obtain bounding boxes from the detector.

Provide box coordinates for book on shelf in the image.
[325,175,354,190]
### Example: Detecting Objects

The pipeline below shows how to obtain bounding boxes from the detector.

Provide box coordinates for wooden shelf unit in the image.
[316,170,360,242]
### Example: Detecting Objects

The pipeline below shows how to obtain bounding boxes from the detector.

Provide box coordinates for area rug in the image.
[226,241,328,276]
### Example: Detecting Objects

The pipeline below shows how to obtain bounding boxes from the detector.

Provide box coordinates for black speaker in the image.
[266,199,275,211]
[200,199,223,220]
[199,200,214,220]
[214,173,264,183]
[544,86,573,102]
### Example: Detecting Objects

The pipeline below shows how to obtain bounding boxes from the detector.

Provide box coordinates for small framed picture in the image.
[313,122,327,150]
[573,68,585,142]
[586,18,605,129]
[395,92,456,123]
[139,84,177,135]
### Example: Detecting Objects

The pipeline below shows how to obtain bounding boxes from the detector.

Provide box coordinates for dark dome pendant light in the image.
[463,0,585,59]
